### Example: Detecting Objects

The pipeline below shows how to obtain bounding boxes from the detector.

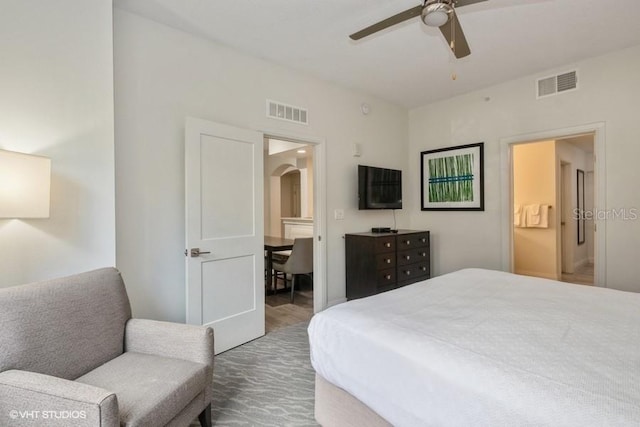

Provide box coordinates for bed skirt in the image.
[314,374,391,427]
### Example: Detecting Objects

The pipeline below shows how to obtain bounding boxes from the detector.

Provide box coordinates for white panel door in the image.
[185,117,264,354]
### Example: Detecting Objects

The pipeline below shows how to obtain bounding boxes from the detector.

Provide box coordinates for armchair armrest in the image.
[124,319,214,373]
[0,370,118,427]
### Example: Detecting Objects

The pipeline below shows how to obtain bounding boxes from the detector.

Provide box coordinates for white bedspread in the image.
[308,269,640,426]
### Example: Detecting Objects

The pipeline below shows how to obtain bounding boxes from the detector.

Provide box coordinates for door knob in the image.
[190,248,211,257]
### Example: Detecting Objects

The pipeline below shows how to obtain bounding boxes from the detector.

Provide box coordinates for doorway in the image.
[558,135,595,285]
[505,126,602,286]
[264,136,315,333]
[185,118,327,353]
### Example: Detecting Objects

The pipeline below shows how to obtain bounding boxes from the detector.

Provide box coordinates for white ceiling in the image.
[561,134,594,153]
[114,0,640,108]
[267,138,312,160]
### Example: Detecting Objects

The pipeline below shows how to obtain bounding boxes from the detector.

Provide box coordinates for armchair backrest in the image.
[0,268,132,380]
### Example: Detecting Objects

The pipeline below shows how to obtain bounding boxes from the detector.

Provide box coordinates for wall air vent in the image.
[536,70,578,99]
[266,99,308,125]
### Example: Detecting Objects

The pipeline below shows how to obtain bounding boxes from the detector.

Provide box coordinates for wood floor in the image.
[561,262,594,286]
[265,279,313,333]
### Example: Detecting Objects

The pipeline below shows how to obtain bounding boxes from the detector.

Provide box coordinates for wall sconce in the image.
[0,149,51,219]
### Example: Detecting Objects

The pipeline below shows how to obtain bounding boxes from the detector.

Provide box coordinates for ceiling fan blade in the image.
[350,6,423,40]
[454,0,488,7]
[439,10,471,58]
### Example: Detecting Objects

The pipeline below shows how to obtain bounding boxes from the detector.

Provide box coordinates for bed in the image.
[308,268,640,426]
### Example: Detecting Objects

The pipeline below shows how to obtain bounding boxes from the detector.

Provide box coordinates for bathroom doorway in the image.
[510,134,595,286]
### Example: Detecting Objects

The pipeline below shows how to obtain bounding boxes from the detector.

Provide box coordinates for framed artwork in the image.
[577,169,585,245]
[421,142,484,211]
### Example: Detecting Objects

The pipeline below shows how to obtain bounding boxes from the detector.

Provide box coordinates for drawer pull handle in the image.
[405,240,411,245]
[385,243,391,248]
[421,266,427,271]
[386,259,391,264]
[385,274,391,280]
[405,271,411,276]
[405,255,411,260]
[421,238,426,243]
[421,252,426,257]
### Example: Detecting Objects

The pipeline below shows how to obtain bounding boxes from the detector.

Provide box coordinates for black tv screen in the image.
[358,165,402,210]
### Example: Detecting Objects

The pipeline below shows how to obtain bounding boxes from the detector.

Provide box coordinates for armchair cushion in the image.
[0,370,119,427]
[76,352,208,427]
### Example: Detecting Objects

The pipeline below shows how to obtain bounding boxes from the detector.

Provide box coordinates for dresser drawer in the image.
[374,237,395,253]
[397,233,429,250]
[375,253,395,269]
[397,263,430,284]
[397,248,430,266]
[376,268,396,287]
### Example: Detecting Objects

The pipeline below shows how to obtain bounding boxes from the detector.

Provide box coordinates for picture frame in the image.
[421,142,484,211]
[577,169,585,245]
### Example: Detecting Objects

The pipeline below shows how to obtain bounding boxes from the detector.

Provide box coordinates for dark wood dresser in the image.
[345,230,430,300]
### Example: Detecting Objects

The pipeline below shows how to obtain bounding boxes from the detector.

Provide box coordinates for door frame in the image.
[560,161,574,274]
[500,122,606,286]
[262,128,327,313]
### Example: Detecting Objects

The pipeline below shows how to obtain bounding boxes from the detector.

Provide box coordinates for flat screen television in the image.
[358,165,402,210]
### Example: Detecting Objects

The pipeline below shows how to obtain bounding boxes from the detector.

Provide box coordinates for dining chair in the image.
[272,237,313,303]
[271,250,290,292]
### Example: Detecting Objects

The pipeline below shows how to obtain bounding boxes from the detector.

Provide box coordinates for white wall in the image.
[0,0,115,287]
[408,44,640,292]
[114,9,409,321]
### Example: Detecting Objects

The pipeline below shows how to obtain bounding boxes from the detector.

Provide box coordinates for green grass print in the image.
[428,154,474,203]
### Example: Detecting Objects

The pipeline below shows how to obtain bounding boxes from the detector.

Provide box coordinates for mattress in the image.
[308,268,640,426]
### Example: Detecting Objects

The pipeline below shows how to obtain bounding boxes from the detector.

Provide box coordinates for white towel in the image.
[528,204,541,225]
[525,204,549,228]
[514,205,523,227]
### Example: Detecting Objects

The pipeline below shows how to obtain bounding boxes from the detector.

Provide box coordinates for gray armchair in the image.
[0,268,214,427]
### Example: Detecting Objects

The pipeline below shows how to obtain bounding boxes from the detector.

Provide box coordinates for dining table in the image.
[264,235,294,294]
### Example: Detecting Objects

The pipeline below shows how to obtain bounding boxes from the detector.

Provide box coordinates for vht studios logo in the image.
[8,410,87,420]
[573,208,638,221]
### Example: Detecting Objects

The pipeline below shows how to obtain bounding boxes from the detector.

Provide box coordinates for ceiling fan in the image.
[350,0,488,58]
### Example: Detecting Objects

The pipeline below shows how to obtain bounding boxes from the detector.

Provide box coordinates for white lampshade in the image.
[0,150,51,219]
[423,10,449,26]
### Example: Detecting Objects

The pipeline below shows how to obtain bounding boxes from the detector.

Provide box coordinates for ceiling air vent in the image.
[266,99,308,125]
[537,70,578,99]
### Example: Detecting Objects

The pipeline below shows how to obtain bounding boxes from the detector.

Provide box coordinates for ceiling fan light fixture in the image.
[421,2,453,27]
